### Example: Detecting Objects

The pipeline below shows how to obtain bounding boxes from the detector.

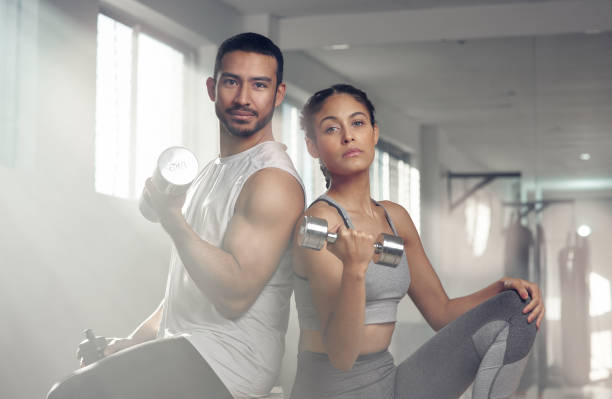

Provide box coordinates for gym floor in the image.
[456,384,612,399]
[542,385,612,399]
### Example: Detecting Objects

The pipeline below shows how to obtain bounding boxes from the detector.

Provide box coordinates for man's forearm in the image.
[128,300,164,343]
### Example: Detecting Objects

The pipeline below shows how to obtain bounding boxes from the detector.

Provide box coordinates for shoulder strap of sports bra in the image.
[310,194,353,229]
[372,200,399,236]
[310,195,399,236]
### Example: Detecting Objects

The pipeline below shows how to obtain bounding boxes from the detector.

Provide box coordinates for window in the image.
[590,272,612,381]
[95,13,193,199]
[1,0,36,167]
[590,272,611,317]
[280,102,327,205]
[464,197,491,257]
[591,330,611,381]
[371,142,420,232]
[279,101,420,229]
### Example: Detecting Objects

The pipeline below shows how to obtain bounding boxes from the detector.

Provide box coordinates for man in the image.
[48,32,304,399]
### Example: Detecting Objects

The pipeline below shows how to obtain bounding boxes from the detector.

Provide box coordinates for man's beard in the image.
[216,98,276,138]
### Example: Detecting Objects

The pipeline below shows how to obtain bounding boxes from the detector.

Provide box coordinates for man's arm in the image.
[147,167,304,319]
[103,300,164,356]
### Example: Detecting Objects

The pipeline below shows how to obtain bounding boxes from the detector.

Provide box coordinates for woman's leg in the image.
[290,350,396,399]
[47,336,233,399]
[394,291,537,399]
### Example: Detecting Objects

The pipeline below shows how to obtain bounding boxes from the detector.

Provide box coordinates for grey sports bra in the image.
[293,194,411,330]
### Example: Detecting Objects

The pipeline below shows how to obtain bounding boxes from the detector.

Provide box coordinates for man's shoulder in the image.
[246,140,289,163]
[248,141,303,187]
[244,168,303,203]
[235,165,304,221]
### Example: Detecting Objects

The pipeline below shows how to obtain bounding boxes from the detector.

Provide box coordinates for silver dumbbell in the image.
[297,216,404,267]
[139,146,199,222]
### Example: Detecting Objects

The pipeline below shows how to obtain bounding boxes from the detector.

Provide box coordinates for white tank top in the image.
[159,141,304,398]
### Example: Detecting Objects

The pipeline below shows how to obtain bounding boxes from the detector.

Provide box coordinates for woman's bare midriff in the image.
[298,322,395,355]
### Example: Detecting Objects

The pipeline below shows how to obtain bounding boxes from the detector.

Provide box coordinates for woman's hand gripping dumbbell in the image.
[297,216,404,267]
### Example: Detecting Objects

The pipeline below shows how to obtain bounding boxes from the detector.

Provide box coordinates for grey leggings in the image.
[290,291,537,399]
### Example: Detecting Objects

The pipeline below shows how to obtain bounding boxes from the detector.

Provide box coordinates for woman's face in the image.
[307,93,379,177]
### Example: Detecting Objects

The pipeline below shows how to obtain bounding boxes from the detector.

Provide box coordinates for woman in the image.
[290,84,544,399]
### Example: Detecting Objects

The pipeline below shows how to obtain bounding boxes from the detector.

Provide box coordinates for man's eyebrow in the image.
[250,76,273,82]
[218,73,273,83]
[219,72,240,80]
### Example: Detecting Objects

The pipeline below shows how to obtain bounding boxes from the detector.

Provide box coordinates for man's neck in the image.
[218,124,275,158]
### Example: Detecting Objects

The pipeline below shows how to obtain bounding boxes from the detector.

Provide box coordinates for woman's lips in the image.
[343,148,362,158]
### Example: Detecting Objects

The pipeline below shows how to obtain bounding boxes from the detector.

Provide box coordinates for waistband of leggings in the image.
[298,348,391,363]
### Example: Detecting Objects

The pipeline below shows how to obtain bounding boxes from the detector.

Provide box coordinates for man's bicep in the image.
[223,170,304,288]
[223,216,281,283]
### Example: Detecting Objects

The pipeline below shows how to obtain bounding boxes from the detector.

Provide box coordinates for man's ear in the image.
[274,82,286,107]
[206,77,216,102]
[305,136,319,159]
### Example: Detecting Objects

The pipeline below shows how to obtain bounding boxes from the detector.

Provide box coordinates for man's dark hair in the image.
[213,32,284,86]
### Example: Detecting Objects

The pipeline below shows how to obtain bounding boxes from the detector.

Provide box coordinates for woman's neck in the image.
[327,170,376,217]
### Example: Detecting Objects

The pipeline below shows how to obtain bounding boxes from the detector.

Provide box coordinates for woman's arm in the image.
[383,202,544,331]
[292,204,375,371]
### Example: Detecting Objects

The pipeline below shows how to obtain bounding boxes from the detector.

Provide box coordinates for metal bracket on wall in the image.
[447,171,522,211]
[502,199,574,218]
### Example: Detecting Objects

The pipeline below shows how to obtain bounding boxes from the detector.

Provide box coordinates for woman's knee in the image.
[492,290,527,312]
[474,291,536,362]
[494,291,537,363]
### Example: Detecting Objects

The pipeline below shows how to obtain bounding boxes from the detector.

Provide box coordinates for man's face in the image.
[207,51,285,138]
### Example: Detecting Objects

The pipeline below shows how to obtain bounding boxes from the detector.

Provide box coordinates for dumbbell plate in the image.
[298,216,329,250]
[373,233,404,267]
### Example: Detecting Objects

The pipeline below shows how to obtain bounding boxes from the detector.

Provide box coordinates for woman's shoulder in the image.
[378,200,409,218]
[304,199,346,225]
[378,200,416,237]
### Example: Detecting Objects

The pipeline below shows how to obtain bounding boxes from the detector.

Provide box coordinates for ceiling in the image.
[306,33,612,183]
[222,0,571,18]
[221,0,612,192]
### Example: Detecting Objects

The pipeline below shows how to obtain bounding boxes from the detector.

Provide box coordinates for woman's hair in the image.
[300,84,377,188]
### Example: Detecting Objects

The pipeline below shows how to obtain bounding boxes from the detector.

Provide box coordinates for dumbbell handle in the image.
[325,231,387,253]
[298,216,404,267]
[326,231,338,244]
